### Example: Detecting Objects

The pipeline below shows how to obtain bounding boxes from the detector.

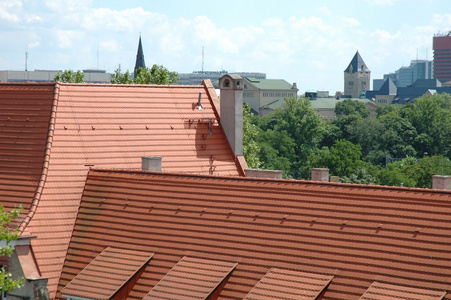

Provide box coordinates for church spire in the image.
[134,34,146,78]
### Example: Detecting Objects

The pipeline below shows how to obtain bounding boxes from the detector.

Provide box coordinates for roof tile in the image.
[61,247,153,299]
[360,282,446,300]
[144,256,237,300]
[244,268,333,300]
[58,170,451,299]
[0,82,240,298]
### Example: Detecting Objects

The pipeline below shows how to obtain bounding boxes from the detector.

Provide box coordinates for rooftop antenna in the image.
[202,46,204,73]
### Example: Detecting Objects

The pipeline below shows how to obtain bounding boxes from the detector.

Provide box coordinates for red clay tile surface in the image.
[144,256,237,299]
[0,82,241,298]
[61,247,153,299]
[360,281,446,300]
[0,84,55,227]
[244,267,333,300]
[59,169,451,299]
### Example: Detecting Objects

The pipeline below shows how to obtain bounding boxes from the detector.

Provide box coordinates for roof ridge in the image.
[87,168,451,195]
[58,82,205,88]
[18,82,60,234]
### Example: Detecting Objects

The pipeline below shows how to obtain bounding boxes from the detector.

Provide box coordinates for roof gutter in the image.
[18,82,60,235]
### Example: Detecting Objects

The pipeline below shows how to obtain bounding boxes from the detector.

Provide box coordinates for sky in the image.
[1,0,451,93]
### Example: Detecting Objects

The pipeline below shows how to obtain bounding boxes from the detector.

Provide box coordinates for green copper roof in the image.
[245,77,294,90]
[310,97,373,109]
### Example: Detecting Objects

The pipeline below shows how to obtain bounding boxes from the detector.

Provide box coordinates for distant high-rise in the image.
[134,35,146,78]
[433,32,451,83]
[344,51,370,98]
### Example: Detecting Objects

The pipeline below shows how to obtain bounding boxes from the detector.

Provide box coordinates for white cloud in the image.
[0,0,22,22]
[363,0,397,6]
[4,1,451,92]
[317,6,332,16]
[342,17,360,27]
[56,29,85,49]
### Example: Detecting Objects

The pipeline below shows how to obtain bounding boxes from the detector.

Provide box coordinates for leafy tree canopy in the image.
[243,104,261,169]
[335,99,370,118]
[0,205,24,292]
[111,65,179,85]
[54,70,85,83]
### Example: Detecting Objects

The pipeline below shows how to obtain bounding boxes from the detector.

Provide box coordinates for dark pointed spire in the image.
[134,34,146,78]
[344,50,369,73]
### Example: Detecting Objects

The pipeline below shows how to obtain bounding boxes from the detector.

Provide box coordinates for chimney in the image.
[311,168,329,182]
[142,156,162,172]
[245,169,283,179]
[219,74,243,156]
[432,175,451,190]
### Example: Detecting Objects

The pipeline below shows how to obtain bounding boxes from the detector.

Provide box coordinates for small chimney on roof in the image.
[219,74,243,156]
[142,156,162,172]
[432,175,451,190]
[245,169,283,179]
[311,168,329,182]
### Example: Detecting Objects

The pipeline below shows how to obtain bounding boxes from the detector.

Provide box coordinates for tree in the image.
[378,114,417,160]
[401,93,451,157]
[54,70,84,83]
[335,99,370,119]
[257,129,296,175]
[110,69,133,84]
[271,97,325,178]
[243,104,261,169]
[1,205,24,293]
[308,139,366,179]
[111,65,179,85]
[346,117,383,159]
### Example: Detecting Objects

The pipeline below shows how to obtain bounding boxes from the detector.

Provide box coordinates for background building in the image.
[242,77,298,115]
[177,71,266,88]
[373,60,433,90]
[344,51,371,98]
[433,32,451,84]
[0,69,111,83]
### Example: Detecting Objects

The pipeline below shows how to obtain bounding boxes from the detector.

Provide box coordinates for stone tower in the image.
[134,34,146,78]
[344,51,370,98]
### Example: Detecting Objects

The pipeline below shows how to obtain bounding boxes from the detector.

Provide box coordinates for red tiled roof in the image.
[144,256,237,299]
[58,169,451,299]
[244,267,333,300]
[61,247,153,299]
[0,81,241,298]
[0,84,55,227]
[360,282,447,300]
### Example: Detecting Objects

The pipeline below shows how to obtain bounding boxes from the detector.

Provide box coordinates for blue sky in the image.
[1,0,451,92]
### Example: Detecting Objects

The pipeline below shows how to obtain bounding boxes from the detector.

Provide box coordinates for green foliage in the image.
[54,70,85,83]
[110,69,133,84]
[135,65,178,85]
[308,139,367,179]
[0,205,25,292]
[111,65,179,85]
[243,104,261,169]
[375,104,400,118]
[254,97,324,178]
[335,99,370,118]
[377,162,417,187]
[258,129,296,175]
[243,91,451,187]
[401,93,451,157]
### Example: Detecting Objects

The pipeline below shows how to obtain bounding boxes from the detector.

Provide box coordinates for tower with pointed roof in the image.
[344,51,370,98]
[134,34,146,78]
